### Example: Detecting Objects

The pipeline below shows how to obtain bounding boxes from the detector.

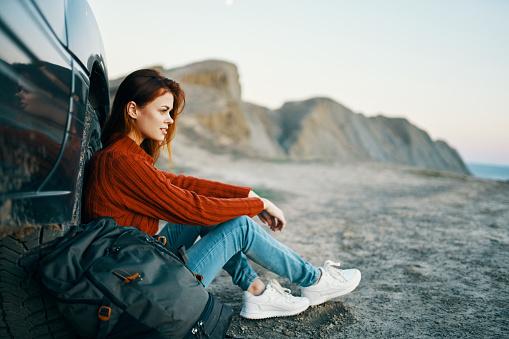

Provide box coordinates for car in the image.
[0,0,109,337]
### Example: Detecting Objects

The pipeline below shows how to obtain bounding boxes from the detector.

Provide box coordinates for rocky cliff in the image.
[276,97,469,174]
[109,60,470,175]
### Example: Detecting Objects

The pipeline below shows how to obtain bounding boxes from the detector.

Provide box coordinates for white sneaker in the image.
[240,279,310,319]
[301,260,361,306]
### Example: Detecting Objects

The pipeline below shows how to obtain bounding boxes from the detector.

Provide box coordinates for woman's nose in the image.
[165,115,174,125]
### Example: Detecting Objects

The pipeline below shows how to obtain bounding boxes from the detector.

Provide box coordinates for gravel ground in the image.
[164,138,509,338]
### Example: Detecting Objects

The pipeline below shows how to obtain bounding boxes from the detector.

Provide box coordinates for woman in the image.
[83,69,361,319]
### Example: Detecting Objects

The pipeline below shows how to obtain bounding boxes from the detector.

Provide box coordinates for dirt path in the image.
[163,139,509,338]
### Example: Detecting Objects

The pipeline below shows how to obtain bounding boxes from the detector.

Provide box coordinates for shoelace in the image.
[268,280,293,297]
[323,260,347,282]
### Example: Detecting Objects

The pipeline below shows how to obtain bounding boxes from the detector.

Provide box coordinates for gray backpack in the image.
[35,217,233,338]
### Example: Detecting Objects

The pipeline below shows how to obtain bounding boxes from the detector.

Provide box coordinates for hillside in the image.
[109,60,470,175]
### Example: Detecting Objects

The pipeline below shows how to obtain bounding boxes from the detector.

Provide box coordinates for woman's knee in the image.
[232,215,252,225]
[231,215,262,231]
[217,216,261,237]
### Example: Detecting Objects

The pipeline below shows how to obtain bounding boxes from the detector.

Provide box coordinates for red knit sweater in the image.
[82,136,264,235]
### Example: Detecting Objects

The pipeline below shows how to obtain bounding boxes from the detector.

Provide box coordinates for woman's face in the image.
[16,83,66,122]
[131,92,174,143]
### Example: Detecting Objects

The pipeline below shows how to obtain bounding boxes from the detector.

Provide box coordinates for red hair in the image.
[101,69,185,163]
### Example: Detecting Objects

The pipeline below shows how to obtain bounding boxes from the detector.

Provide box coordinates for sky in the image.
[88,0,509,166]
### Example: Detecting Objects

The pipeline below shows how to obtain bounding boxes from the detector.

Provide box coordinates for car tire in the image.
[0,101,102,338]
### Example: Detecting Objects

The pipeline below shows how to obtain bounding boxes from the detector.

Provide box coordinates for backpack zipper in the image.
[87,272,127,310]
[107,231,198,282]
[190,294,213,338]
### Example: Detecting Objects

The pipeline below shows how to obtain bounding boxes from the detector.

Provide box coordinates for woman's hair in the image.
[101,68,185,163]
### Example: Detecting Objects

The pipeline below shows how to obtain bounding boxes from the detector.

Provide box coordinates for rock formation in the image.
[276,97,469,174]
[109,60,470,175]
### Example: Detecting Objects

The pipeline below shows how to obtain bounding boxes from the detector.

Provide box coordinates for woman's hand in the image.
[259,199,286,232]
[248,190,286,232]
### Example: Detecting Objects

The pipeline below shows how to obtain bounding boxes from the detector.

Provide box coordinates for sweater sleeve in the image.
[160,171,252,198]
[109,155,264,226]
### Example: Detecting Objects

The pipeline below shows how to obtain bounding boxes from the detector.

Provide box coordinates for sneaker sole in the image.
[239,304,310,320]
[306,272,361,306]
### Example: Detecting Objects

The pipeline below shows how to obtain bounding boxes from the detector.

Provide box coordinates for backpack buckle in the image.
[157,236,167,245]
[98,306,111,321]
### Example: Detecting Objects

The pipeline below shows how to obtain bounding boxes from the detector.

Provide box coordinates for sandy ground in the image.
[161,138,509,338]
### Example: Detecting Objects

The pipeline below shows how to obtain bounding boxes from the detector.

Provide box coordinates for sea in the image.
[466,162,509,181]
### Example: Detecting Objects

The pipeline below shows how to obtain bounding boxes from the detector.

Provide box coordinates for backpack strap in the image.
[97,297,112,339]
[178,245,189,266]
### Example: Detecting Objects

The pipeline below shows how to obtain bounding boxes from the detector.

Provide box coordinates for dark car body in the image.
[0,0,109,230]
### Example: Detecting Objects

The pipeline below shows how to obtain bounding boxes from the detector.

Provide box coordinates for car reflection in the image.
[0,61,80,195]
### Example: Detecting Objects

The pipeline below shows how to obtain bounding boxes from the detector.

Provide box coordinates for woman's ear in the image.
[127,101,138,119]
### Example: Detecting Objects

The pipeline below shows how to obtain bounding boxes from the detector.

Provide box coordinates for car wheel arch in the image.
[87,60,110,126]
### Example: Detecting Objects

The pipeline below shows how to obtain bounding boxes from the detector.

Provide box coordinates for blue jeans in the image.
[157,216,319,291]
